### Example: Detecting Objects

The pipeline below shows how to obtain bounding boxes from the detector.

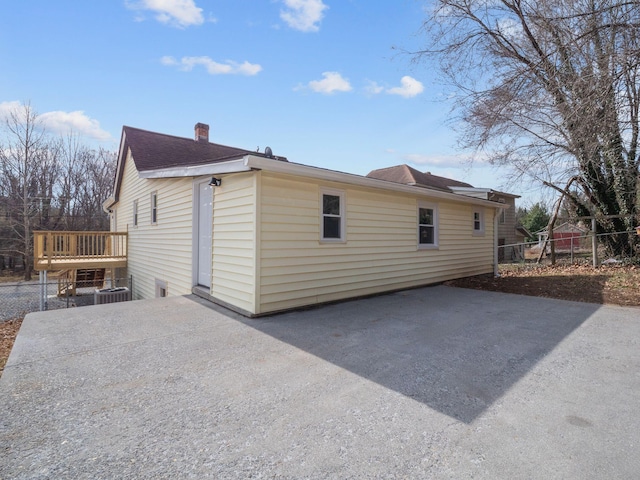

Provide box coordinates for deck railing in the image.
[34,231,128,271]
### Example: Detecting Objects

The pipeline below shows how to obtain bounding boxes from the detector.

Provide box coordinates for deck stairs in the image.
[56,268,106,297]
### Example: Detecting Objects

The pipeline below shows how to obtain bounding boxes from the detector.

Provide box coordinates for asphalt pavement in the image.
[1,285,639,479]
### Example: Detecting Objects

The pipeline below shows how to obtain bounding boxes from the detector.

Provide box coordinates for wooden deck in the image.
[34,231,127,271]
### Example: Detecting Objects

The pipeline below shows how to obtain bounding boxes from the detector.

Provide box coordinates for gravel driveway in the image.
[1,286,639,479]
[0,281,94,321]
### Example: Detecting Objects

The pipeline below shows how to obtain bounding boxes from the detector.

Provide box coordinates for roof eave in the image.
[450,186,521,199]
[137,154,507,208]
[139,158,251,178]
[245,156,506,208]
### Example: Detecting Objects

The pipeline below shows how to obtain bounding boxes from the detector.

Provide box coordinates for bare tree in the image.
[0,102,116,277]
[68,147,115,231]
[0,102,48,279]
[418,0,640,256]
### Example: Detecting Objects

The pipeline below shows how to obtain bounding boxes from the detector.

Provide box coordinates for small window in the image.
[133,200,138,227]
[499,209,506,224]
[150,191,158,225]
[155,278,168,298]
[418,202,438,248]
[320,189,345,242]
[473,210,485,235]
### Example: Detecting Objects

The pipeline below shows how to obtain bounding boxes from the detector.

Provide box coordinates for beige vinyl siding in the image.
[497,196,517,244]
[211,172,257,313]
[257,172,494,314]
[115,149,194,299]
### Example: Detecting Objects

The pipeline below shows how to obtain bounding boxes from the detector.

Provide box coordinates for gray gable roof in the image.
[122,126,287,171]
[366,164,473,192]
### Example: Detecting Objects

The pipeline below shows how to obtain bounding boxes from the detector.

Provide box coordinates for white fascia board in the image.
[245,156,506,209]
[451,186,520,200]
[139,158,251,179]
[450,187,492,194]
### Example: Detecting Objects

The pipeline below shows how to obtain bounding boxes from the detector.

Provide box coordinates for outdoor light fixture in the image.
[209,177,222,187]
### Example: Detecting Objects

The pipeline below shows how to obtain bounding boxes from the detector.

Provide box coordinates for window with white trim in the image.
[473,210,485,235]
[150,191,158,225]
[133,200,138,227]
[155,278,168,298]
[320,189,345,242]
[418,202,438,248]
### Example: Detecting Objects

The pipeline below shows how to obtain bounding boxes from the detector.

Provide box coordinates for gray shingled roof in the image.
[366,164,473,192]
[122,126,286,171]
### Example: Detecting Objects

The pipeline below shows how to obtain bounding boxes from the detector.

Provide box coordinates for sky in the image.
[0,0,543,206]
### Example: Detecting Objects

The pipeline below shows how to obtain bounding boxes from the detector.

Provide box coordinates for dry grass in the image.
[0,273,27,283]
[446,263,640,306]
[0,318,23,376]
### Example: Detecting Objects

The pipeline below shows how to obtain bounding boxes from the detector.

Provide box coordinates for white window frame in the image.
[155,278,168,298]
[133,199,138,228]
[320,188,346,243]
[150,191,158,225]
[417,201,438,249]
[473,210,485,236]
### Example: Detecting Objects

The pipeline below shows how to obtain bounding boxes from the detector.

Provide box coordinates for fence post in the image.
[39,270,44,311]
[592,218,598,267]
[570,240,574,264]
[38,270,48,311]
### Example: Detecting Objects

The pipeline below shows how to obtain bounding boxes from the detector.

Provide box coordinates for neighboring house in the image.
[367,165,523,261]
[536,222,589,249]
[104,124,507,316]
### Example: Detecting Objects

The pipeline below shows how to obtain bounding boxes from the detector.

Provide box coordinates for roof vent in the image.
[265,146,273,158]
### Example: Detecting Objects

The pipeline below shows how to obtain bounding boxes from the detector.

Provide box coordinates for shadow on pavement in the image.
[241,285,599,423]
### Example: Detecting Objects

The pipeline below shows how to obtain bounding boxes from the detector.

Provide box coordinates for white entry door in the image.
[197,182,213,287]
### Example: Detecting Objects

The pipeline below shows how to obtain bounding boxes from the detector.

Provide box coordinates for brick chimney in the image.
[194,123,209,142]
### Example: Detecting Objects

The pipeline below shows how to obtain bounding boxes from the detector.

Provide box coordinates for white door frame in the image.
[192,177,213,288]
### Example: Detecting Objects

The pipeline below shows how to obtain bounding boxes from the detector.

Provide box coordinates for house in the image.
[367,165,523,260]
[103,124,507,316]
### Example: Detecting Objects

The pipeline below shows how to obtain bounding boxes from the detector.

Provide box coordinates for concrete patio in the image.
[1,285,639,479]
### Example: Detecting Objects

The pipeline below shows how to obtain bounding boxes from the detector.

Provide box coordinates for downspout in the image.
[494,208,500,276]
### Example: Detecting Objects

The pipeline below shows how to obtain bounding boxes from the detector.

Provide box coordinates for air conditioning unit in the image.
[94,287,131,305]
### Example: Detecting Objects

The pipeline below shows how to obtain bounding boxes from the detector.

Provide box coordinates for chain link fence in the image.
[0,276,131,322]
[499,229,639,266]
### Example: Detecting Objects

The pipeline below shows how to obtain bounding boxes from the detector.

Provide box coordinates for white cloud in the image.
[404,153,489,168]
[126,0,204,28]
[0,100,22,119]
[387,76,424,98]
[405,153,467,167]
[161,56,262,75]
[364,80,384,95]
[280,0,328,32]
[39,110,112,141]
[0,101,111,141]
[306,72,352,94]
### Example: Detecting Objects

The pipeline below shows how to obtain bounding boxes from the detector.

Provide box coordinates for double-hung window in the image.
[133,200,138,227]
[473,210,484,235]
[150,191,158,225]
[418,202,438,248]
[321,189,345,242]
